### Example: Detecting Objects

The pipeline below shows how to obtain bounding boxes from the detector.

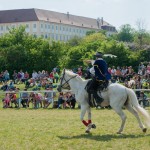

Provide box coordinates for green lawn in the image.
[0,106,150,150]
[0,83,150,150]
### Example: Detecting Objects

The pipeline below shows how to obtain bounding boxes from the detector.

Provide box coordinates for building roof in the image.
[0,8,113,29]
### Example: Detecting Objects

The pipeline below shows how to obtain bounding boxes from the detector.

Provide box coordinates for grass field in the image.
[0,83,150,150]
[0,105,150,150]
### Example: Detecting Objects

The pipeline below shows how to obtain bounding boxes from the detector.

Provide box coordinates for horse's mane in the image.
[65,70,85,81]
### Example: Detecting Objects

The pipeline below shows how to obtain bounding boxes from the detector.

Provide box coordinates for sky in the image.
[0,0,149,31]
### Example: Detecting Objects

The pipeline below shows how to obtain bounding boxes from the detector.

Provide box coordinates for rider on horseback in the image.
[85,52,111,104]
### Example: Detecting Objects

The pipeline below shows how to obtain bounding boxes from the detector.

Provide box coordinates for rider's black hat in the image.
[94,52,103,58]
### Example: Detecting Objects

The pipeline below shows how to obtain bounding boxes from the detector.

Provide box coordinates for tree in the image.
[117,24,134,42]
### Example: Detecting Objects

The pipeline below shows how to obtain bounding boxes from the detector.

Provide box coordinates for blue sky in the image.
[0,0,149,31]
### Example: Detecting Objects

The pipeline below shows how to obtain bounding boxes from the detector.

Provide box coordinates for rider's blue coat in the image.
[93,58,111,81]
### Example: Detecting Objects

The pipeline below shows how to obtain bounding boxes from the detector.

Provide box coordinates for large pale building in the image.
[0,8,116,41]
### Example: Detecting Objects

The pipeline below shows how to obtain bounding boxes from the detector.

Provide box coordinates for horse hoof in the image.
[85,130,90,133]
[117,131,122,134]
[143,128,147,133]
[92,124,96,129]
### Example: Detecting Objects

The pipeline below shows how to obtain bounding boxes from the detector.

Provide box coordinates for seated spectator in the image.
[34,93,43,108]
[10,91,18,108]
[9,80,15,90]
[138,91,148,108]
[43,87,56,108]
[3,93,10,108]
[20,88,29,108]
[27,92,35,108]
[1,81,9,91]
[57,92,65,109]
[66,93,76,109]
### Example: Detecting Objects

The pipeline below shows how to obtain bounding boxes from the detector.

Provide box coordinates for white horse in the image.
[58,69,150,134]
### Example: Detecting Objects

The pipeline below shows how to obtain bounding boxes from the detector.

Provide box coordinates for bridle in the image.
[59,70,77,90]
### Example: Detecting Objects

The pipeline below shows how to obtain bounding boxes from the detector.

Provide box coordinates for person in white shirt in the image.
[32,70,38,79]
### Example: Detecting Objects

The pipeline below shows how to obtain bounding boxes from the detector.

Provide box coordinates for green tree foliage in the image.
[117,24,134,42]
[0,26,64,74]
[0,25,149,75]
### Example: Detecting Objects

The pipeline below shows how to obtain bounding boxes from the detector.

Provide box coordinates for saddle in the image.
[85,79,109,107]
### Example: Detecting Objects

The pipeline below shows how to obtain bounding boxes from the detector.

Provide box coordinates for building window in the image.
[41,24,43,28]
[48,25,50,29]
[45,24,47,29]
[33,24,36,28]
[6,26,9,31]
[52,25,54,30]
[1,26,3,31]
[56,26,58,30]
[60,26,61,30]
[26,24,29,28]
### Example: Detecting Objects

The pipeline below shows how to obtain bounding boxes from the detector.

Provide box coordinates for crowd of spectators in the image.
[0,62,150,109]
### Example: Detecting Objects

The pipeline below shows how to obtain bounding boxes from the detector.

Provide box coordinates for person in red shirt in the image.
[77,67,82,76]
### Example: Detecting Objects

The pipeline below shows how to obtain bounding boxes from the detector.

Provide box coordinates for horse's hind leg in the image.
[111,106,127,134]
[125,103,147,133]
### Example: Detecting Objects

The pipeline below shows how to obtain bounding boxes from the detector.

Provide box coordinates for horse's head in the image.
[57,69,77,92]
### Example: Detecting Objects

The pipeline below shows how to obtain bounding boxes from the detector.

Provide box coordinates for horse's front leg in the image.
[80,104,90,133]
[80,104,95,133]
[85,106,96,133]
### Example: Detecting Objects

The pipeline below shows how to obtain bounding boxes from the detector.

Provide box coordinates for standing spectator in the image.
[16,72,22,84]
[121,66,127,82]
[4,70,10,81]
[20,70,24,83]
[49,72,54,83]
[54,72,59,83]
[24,71,29,83]
[111,66,116,78]
[77,67,82,76]
[115,66,122,81]
[12,70,17,84]
[32,70,38,79]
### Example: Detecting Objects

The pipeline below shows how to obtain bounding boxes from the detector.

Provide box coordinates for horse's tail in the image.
[126,88,150,127]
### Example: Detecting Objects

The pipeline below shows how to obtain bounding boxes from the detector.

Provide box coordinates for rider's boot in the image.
[92,90,103,104]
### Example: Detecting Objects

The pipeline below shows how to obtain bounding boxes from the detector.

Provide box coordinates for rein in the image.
[60,71,77,90]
